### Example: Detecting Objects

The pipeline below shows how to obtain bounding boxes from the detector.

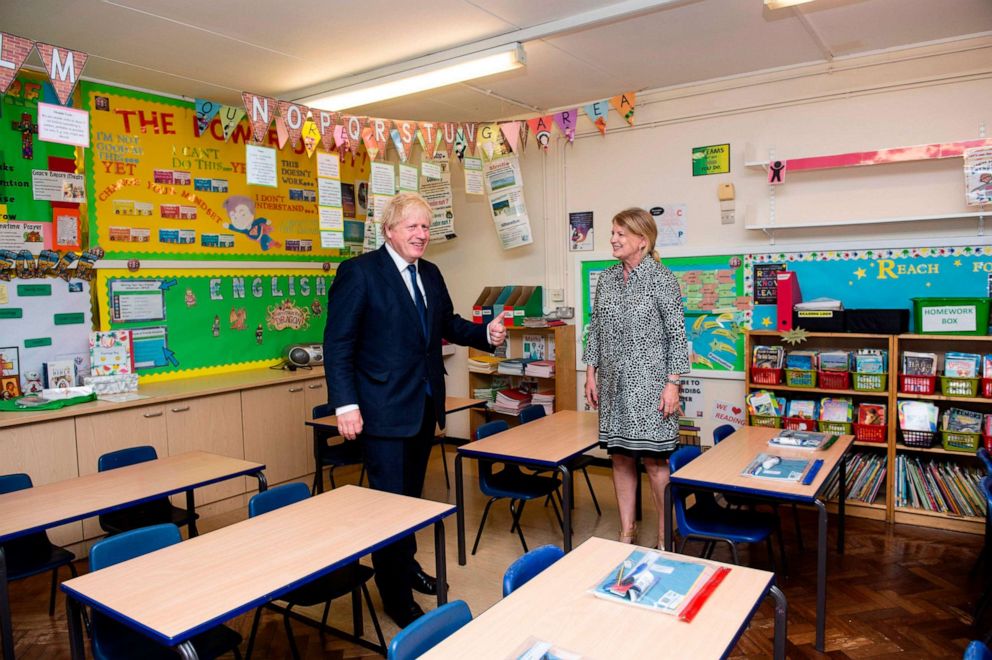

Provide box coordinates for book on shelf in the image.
[741,453,812,482]
[785,350,817,371]
[941,407,982,433]
[819,397,853,423]
[468,355,504,374]
[43,360,77,389]
[531,390,554,415]
[769,429,832,449]
[497,358,535,376]
[786,399,817,420]
[857,403,887,426]
[984,354,992,378]
[854,349,887,374]
[823,451,887,504]
[895,454,985,518]
[944,352,981,378]
[752,345,784,369]
[490,388,532,415]
[524,360,555,378]
[89,330,134,377]
[818,350,851,372]
[897,400,939,432]
[746,390,785,417]
[794,297,842,311]
[901,351,937,376]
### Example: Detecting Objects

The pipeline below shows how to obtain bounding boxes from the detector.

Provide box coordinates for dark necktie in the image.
[406,264,428,338]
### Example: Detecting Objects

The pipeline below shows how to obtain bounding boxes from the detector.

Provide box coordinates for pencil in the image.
[616,563,625,586]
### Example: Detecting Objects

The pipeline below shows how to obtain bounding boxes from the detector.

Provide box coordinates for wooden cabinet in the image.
[242,381,311,486]
[467,324,576,437]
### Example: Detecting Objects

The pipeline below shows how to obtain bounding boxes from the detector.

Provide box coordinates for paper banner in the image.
[302,117,321,157]
[519,121,529,151]
[477,123,501,161]
[553,108,578,142]
[361,127,381,161]
[418,121,439,158]
[194,98,221,137]
[333,125,350,154]
[274,113,289,149]
[34,42,88,106]
[343,115,364,153]
[438,122,458,158]
[315,110,338,152]
[526,116,553,150]
[242,92,276,143]
[460,122,479,158]
[584,100,609,135]
[453,128,467,160]
[394,120,417,162]
[610,92,636,126]
[368,118,392,159]
[277,100,309,150]
[218,105,245,142]
[499,121,521,153]
[0,33,34,95]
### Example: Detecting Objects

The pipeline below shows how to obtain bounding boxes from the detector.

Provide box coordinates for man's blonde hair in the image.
[380,192,433,232]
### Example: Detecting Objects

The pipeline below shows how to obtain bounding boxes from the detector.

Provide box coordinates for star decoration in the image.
[854,268,867,279]
[780,327,809,345]
[954,259,962,267]
[761,316,772,327]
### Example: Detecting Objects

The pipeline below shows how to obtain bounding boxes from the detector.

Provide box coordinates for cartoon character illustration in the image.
[222,196,281,251]
[22,371,42,394]
[255,324,264,344]
[230,307,247,330]
[212,315,221,337]
[310,299,323,317]
[185,288,197,307]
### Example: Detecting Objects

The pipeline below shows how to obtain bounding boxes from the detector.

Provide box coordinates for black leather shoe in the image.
[384,601,425,628]
[411,569,440,595]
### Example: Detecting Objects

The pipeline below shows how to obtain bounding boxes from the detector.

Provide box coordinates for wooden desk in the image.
[306,396,485,428]
[664,426,854,653]
[422,536,787,659]
[62,485,455,659]
[0,452,266,660]
[455,411,599,563]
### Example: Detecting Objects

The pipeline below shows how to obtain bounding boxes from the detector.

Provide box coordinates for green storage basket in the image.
[750,414,782,428]
[785,369,816,388]
[940,376,980,398]
[818,420,852,435]
[912,297,990,335]
[940,430,980,453]
[852,372,887,392]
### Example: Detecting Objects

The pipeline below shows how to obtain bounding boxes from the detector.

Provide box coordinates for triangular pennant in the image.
[519,121,529,151]
[499,121,521,153]
[610,92,636,126]
[438,122,458,158]
[526,116,553,151]
[394,120,417,162]
[418,121,438,158]
[218,105,245,142]
[361,126,381,161]
[460,122,479,158]
[301,117,321,157]
[315,110,338,152]
[333,125,350,154]
[477,123,501,161]
[390,128,408,162]
[34,42,88,106]
[274,113,289,149]
[553,108,578,142]
[584,100,609,136]
[194,98,221,137]
[0,33,34,96]
[343,115,364,153]
[277,100,309,150]
[242,92,276,143]
[369,118,392,157]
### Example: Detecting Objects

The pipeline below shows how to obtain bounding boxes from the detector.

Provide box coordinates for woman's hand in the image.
[584,366,599,409]
[659,383,681,417]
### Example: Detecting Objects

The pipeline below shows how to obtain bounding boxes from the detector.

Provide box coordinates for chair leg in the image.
[510,500,529,553]
[283,605,301,660]
[245,608,263,660]
[329,467,337,490]
[471,497,499,555]
[582,468,602,516]
[322,599,332,628]
[350,588,362,637]
[358,465,366,487]
[548,492,564,532]
[702,541,716,559]
[48,568,58,616]
[438,437,450,490]
[311,461,323,495]
[766,536,779,575]
[728,541,741,565]
[361,584,387,653]
[775,517,789,576]
[791,503,804,552]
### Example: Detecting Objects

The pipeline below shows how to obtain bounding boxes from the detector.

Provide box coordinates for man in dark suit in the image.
[323,192,507,628]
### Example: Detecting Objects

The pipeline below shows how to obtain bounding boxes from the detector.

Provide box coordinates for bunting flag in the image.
[194,98,222,137]
[274,113,290,149]
[361,126,381,161]
[343,115,364,153]
[277,100,309,150]
[390,128,408,162]
[610,92,636,126]
[453,128,467,160]
[301,117,321,157]
[438,122,458,158]
[418,121,439,158]
[499,121,521,153]
[553,108,578,142]
[0,33,35,95]
[526,116,553,150]
[460,122,479,158]
[583,100,609,136]
[519,121,529,151]
[477,123,501,161]
[314,109,338,152]
[368,118,392,159]
[394,120,417,162]
[218,105,245,142]
[333,125,350,154]
[242,92,276,143]
[34,42,88,106]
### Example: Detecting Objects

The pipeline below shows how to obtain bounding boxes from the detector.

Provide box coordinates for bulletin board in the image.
[80,80,370,262]
[96,269,333,381]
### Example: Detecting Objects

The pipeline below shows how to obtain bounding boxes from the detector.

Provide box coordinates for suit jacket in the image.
[323,245,492,437]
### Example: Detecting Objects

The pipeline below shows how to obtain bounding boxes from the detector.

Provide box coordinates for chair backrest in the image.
[518,404,546,425]
[965,640,992,660]
[89,523,181,571]
[0,473,33,495]
[979,448,992,476]
[668,446,705,529]
[312,403,333,419]
[249,482,310,518]
[98,445,158,472]
[387,599,472,660]
[475,419,509,440]
[712,424,736,445]
[502,544,564,596]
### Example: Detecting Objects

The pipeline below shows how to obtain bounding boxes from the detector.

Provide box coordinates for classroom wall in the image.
[433,34,992,441]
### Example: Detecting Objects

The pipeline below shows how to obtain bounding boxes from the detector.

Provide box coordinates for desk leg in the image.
[255,470,268,493]
[177,640,199,659]
[434,521,448,607]
[769,585,788,660]
[558,465,573,552]
[455,454,466,566]
[184,490,199,537]
[66,596,85,660]
[838,453,846,554]
[1,548,13,660]
[814,499,827,653]
[663,482,673,552]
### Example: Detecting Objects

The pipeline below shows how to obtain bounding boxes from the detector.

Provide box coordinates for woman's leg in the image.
[612,453,639,541]
[642,457,671,548]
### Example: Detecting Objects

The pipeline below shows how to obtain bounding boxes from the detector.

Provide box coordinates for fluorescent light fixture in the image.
[764,0,815,8]
[302,43,526,111]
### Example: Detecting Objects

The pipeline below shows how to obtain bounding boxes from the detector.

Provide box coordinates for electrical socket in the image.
[721,209,735,224]
[550,288,564,302]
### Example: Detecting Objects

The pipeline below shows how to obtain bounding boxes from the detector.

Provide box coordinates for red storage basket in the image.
[982,378,992,399]
[899,374,936,395]
[750,367,783,385]
[818,370,851,390]
[782,416,817,431]
[854,423,886,444]
[985,434,992,453]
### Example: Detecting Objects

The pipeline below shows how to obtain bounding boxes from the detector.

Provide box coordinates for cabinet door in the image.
[242,383,309,486]
[165,392,246,507]
[1,419,81,548]
[302,378,326,473]
[75,405,169,539]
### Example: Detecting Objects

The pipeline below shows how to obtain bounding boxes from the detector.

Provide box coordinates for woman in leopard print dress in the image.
[583,208,690,547]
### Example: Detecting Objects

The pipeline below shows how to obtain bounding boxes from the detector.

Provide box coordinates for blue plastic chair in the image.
[0,474,79,617]
[519,405,601,516]
[96,446,198,536]
[88,524,242,660]
[387,600,472,660]
[472,420,563,555]
[965,640,992,660]
[311,403,365,494]
[502,544,564,596]
[245,482,384,659]
[669,446,781,571]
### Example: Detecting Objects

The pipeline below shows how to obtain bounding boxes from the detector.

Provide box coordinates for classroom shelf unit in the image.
[467,324,576,438]
[745,330,990,535]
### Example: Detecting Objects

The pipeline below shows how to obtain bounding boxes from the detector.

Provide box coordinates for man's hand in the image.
[659,383,681,417]
[338,408,364,441]
[488,311,509,346]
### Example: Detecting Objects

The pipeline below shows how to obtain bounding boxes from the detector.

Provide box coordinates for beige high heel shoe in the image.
[618,523,638,544]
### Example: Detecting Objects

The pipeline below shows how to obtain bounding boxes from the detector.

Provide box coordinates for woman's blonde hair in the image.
[612,208,659,260]
[380,192,433,232]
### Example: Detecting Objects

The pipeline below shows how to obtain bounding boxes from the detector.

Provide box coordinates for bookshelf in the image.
[745,330,989,534]
[467,324,577,438]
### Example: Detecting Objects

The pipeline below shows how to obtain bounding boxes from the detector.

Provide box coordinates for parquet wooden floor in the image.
[4,453,988,658]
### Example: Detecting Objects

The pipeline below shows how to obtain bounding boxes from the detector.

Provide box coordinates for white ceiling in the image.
[5,0,992,120]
